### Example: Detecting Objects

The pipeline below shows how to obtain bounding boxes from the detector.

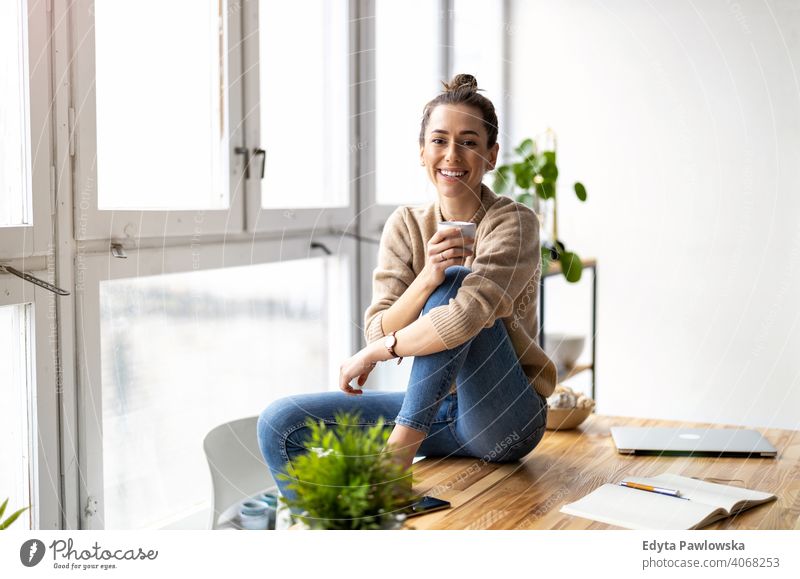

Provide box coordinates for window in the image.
[258,0,349,210]
[93,0,230,211]
[0,0,30,227]
[0,0,60,531]
[241,0,355,231]
[0,304,34,530]
[77,244,353,529]
[374,0,442,207]
[0,0,51,258]
[72,0,245,239]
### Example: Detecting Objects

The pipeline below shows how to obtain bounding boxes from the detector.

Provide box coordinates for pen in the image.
[619,481,688,499]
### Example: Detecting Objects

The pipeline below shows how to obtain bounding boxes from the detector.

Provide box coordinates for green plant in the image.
[494,133,589,282]
[277,410,419,530]
[0,498,29,530]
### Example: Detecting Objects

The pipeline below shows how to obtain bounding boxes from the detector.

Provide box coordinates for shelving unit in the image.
[538,258,597,400]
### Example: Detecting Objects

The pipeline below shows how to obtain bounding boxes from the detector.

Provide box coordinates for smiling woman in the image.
[258,74,557,516]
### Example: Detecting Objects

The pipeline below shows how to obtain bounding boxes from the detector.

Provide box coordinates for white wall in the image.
[509,0,800,430]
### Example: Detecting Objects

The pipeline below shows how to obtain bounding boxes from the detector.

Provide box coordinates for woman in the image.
[258,74,557,502]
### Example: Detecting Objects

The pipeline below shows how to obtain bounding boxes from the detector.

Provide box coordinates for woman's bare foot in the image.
[384,424,427,471]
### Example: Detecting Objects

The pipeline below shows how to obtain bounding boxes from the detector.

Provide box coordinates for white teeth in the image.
[440,169,466,177]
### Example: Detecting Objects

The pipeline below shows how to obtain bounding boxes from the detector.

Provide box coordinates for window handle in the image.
[253,148,266,179]
[0,265,70,296]
[234,146,250,179]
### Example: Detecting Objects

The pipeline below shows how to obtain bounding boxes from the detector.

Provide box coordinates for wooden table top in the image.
[407,414,800,530]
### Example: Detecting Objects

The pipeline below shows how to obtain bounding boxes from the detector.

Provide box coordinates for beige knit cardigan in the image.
[364,183,557,399]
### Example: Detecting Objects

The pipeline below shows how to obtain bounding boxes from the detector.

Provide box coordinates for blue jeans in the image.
[257,266,548,504]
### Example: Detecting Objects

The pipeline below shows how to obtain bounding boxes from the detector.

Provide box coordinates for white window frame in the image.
[74,234,357,529]
[69,0,246,241]
[0,0,53,259]
[239,0,358,234]
[0,271,62,530]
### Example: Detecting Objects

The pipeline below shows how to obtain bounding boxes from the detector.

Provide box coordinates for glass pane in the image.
[99,257,350,529]
[452,0,504,154]
[375,0,441,206]
[0,303,34,530]
[0,0,31,227]
[94,0,229,210]
[259,0,349,209]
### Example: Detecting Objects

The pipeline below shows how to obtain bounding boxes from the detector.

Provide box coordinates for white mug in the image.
[437,221,476,251]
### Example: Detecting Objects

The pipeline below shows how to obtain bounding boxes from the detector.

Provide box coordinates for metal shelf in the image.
[538,258,597,400]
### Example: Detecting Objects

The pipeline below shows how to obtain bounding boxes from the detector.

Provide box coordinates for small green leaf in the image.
[0,498,7,520]
[0,505,28,530]
[538,160,558,181]
[516,192,533,207]
[514,138,534,158]
[559,251,583,283]
[535,182,556,200]
[513,161,533,190]
[493,165,513,194]
[574,182,587,201]
[540,245,552,274]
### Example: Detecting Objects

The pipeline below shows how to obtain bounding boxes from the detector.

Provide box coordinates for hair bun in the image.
[442,73,479,94]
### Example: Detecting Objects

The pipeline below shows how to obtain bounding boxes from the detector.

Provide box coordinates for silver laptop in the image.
[611,427,777,457]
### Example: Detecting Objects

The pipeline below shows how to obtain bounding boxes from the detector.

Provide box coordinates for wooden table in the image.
[407,415,800,530]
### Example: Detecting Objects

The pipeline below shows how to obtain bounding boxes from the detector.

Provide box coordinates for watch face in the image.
[384,334,397,349]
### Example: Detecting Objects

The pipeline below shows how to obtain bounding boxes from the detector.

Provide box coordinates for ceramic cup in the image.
[239,500,271,530]
[437,221,476,251]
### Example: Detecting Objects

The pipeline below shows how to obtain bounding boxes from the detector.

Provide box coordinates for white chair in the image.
[203,416,278,529]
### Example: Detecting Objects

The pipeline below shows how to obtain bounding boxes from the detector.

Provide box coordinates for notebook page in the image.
[648,473,775,512]
[560,484,722,530]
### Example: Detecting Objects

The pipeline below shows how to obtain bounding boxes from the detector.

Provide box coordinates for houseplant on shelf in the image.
[276,410,419,530]
[0,497,29,530]
[493,129,588,283]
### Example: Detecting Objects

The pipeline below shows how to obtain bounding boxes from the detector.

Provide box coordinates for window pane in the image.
[375,0,441,206]
[452,0,504,148]
[0,0,31,227]
[99,257,350,529]
[259,0,349,209]
[0,304,34,530]
[94,0,229,210]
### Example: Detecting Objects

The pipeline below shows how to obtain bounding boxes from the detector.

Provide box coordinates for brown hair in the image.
[418,73,499,149]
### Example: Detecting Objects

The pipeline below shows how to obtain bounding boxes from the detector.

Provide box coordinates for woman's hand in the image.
[339,343,384,396]
[421,227,474,288]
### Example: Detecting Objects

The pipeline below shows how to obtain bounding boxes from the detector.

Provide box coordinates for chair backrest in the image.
[203,416,276,529]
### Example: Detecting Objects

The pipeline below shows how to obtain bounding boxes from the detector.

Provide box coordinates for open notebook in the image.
[560,473,776,529]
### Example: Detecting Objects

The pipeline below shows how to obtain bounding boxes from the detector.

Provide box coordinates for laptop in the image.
[610,427,777,458]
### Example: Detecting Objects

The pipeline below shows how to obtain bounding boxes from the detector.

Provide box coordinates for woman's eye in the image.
[463,140,477,146]
[432,138,445,144]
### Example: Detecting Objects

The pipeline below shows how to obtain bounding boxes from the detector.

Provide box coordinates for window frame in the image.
[0,0,53,259]
[0,271,62,530]
[239,0,358,234]
[69,0,246,241]
[74,234,357,529]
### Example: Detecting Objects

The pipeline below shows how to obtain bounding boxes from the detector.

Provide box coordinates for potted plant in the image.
[277,410,419,530]
[493,130,589,282]
[0,498,29,530]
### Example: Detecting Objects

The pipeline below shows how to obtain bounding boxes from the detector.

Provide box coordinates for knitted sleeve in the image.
[427,202,540,349]
[363,207,416,344]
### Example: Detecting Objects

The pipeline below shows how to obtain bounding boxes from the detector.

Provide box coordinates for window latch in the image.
[234,146,250,179]
[0,265,70,296]
[253,148,266,179]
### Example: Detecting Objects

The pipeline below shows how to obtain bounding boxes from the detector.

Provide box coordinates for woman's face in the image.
[419,103,499,201]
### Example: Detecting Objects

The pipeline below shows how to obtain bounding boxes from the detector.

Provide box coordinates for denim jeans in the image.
[257,266,548,504]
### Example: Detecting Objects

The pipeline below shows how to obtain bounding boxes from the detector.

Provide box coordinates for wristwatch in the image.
[384,331,403,365]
